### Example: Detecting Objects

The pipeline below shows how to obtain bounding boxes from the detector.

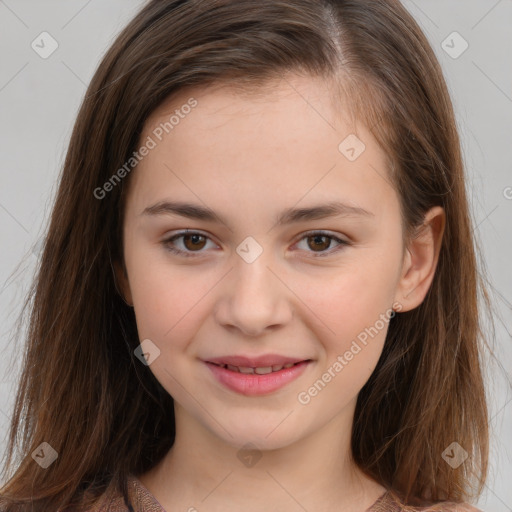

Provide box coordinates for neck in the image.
[138,400,386,512]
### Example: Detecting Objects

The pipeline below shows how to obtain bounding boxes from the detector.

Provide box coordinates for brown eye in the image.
[162,231,216,257]
[163,230,349,259]
[182,233,207,251]
[306,234,332,252]
[295,231,349,257]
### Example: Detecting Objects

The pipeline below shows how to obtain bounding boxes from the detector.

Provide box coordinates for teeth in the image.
[254,367,273,375]
[218,363,295,375]
[216,362,300,374]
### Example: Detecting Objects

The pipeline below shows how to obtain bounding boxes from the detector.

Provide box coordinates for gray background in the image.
[0,0,510,509]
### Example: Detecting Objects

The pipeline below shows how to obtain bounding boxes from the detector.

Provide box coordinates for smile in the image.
[209,362,300,374]
[204,359,312,396]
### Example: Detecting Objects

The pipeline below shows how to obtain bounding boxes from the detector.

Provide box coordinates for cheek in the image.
[126,246,219,349]
[293,268,395,412]
[294,253,399,349]
[289,252,400,409]
[125,223,401,360]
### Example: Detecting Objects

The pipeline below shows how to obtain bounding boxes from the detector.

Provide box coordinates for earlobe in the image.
[394,206,445,312]
[113,260,133,307]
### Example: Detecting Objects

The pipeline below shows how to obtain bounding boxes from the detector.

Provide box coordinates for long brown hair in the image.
[0,0,492,509]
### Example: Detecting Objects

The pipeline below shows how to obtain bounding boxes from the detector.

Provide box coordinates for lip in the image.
[205,354,307,368]
[203,354,312,396]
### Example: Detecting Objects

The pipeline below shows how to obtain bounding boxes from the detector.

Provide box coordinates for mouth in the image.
[203,355,313,396]
[208,361,306,374]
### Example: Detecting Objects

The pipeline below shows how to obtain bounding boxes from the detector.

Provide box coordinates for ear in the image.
[394,206,445,312]
[113,259,133,307]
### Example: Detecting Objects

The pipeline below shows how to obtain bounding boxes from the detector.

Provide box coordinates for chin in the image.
[207,414,306,452]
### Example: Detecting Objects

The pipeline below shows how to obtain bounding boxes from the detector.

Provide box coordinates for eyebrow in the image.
[141,200,374,227]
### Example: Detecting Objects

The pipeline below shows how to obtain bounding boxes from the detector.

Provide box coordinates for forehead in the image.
[148,73,355,131]
[128,74,398,226]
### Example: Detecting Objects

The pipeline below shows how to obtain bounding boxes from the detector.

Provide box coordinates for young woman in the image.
[0,1,491,510]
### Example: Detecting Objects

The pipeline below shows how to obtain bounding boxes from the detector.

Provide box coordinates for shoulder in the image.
[63,474,163,512]
[447,505,485,512]
[428,505,484,512]
[426,500,485,511]
[86,493,129,512]
[62,480,129,512]
[372,490,485,512]
[419,500,485,512]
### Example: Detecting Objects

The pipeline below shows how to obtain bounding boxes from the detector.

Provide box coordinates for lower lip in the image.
[205,361,311,396]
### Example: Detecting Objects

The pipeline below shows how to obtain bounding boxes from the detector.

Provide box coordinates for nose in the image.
[214,252,294,338]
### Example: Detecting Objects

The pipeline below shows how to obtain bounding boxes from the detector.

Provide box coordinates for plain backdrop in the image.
[0,0,510,509]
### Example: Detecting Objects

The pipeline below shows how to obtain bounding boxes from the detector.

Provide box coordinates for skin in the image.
[116,73,445,512]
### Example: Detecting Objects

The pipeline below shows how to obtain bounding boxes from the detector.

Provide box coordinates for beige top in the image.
[88,474,484,511]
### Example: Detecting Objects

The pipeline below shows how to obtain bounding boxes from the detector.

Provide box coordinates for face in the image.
[118,74,409,451]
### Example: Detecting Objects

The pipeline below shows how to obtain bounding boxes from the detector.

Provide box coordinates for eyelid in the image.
[293,230,350,257]
[161,229,350,258]
[162,229,218,258]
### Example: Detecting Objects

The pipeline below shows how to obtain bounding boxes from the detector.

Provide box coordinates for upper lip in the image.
[204,354,311,368]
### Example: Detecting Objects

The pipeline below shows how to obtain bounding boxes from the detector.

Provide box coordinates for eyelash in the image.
[161,230,350,258]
